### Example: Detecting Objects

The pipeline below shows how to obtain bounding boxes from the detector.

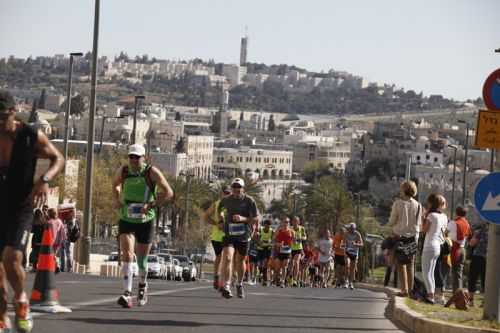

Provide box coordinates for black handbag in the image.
[395,237,418,264]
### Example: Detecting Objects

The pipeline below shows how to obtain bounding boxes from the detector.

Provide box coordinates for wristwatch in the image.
[40,174,50,183]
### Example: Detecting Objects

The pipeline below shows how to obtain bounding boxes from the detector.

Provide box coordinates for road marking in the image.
[69,285,210,308]
[7,285,210,319]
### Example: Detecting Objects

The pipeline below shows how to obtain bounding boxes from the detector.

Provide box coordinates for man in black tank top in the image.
[0,91,64,333]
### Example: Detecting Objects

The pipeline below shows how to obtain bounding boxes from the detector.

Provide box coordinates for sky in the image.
[1,0,499,101]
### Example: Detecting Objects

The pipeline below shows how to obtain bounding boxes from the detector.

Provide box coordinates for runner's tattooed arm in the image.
[32,129,64,207]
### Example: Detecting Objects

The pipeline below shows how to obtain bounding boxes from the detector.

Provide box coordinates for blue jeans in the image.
[59,241,74,272]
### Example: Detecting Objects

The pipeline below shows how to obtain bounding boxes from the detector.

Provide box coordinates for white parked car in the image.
[173,255,197,282]
[170,258,183,281]
[106,252,138,277]
[158,253,174,280]
[147,255,167,279]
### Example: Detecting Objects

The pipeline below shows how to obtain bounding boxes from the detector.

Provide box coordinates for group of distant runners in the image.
[203,184,365,296]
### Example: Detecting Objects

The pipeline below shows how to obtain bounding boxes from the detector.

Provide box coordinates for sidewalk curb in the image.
[358,282,498,333]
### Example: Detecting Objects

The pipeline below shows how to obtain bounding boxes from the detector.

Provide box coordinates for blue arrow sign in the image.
[474,172,500,224]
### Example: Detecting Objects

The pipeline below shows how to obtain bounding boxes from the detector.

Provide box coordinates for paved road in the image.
[22,274,407,333]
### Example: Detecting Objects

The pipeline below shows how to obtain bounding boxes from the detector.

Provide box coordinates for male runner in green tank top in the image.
[112,144,173,308]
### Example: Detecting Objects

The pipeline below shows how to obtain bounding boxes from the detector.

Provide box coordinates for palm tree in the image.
[304,176,354,233]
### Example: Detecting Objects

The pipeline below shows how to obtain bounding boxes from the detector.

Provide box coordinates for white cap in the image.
[128,144,145,157]
[231,178,245,188]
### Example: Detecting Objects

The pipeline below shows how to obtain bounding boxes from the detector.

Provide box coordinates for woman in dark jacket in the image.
[29,208,45,271]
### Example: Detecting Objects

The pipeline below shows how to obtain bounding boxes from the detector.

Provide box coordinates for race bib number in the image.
[228,223,246,236]
[127,203,145,219]
[280,245,292,254]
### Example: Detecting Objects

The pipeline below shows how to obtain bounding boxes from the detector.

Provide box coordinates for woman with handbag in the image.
[388,181,423,297]
[421,194,448,304]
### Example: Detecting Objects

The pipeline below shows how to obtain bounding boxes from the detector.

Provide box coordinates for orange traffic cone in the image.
[30,224,71,313]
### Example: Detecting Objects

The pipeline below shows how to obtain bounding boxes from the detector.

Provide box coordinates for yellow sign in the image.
[475,110,500,149]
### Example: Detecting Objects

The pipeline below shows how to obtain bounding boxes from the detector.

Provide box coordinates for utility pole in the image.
[80,0,100,268]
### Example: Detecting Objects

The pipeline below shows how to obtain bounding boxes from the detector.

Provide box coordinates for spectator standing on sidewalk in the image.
[29,208,45,271]
[421,194,447,304]
[447,206,471,292]
[387,181,423,297]
[468,221,488,306]
[46,208,66,271]
[60,209,80,272]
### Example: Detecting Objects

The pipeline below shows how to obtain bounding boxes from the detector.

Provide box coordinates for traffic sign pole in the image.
[483,153,500,322]
[481,68,500,322]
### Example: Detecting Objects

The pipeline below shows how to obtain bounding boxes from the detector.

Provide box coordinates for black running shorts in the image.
[211,240,223,256]
[258,248,271,262]
[0,202,33,259]
[334,255,346,266]
[222,237,249,257]
[278,253,291,261]
[118,220,155,244]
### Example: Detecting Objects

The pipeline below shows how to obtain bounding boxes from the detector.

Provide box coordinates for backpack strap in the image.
[121,164,156,199]
[121,165,129,181]
[144,164,156,199]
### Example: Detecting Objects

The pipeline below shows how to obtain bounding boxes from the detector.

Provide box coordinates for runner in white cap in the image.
[112,144,173,307]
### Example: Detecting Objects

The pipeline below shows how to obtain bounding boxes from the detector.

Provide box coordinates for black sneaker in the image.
[236,284,245,298]
[221,286,233,299]
[117,291,133,308]
[138,283,148,306]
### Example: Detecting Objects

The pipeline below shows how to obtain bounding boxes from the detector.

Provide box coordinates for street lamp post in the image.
[180,171,194,254]
[448,145,458,218]
[62,52,83,196]
[99,114,124,153]
[458,120,469,206]
[355,193,361,226]
[146,130,173,157]
[131,95,145,145]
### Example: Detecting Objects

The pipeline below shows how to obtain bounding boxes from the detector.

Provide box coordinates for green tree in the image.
[38,89,46,109]
[60,94,85,116]
[303,160,336,183]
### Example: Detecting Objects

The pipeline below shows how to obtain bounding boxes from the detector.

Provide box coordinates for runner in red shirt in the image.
[274,216,294,287]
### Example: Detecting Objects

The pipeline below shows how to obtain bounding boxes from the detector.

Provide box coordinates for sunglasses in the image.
[231,185,242,189]
[128,155,141,160]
